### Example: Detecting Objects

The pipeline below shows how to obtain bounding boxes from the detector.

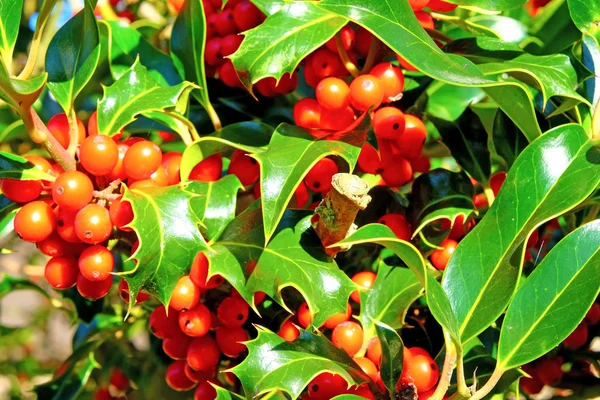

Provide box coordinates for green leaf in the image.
[186,175,243,241]
[231,327,366,399]
[477,54,588,107]
[492,109,528,168]
[444,37,524,64]
[568,0,600,40]
[0,151,55,180]
[442,124,600,344]
[215,386,246,400]
[425,82,486,121]
[251,0,283,15]
[0,195,18,222]
[315,0,542,141]
[583,34,600,110]
[99,20,181,87]
[46,0,100,113]
[497,220,600,369]
[359,260,422,332]
[97,59,196,137]
[171,0,216,115]
[0,273,49,300]
[0,0,23,63]
[121,184,210,309]
[409,169,475,235]
[444,0,526,11]
[246,212,357,327]
[335,224,460,342]
[430,109,491,185]
[374,320,404,396]
[180,121,273,180]
[254,124,361,242]
[230,2,347,89]
[0,62,47,109]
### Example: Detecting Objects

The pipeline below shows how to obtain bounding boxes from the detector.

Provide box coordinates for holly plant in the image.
[0,0,599,399]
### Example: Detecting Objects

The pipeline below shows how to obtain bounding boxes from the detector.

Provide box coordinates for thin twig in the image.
[430,330,457,400]
[67,107,79,156]
[335,34,360,78]
[455,347,472,398]
[470,367,505,400]
[93,179,122,201]
[360,36,380,74]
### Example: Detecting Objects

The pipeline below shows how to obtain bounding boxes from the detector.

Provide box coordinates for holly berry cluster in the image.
[93,368,131,400]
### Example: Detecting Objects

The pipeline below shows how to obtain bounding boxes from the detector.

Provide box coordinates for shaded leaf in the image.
[582,34,600,109]
[0,273,49,300]
[497,220,600,369]
[425,82,486,121]
[492,109,528,168]
[442,124,600,344]
[444,0,526,11]
[374,320,404,396]
[0,151,55,180]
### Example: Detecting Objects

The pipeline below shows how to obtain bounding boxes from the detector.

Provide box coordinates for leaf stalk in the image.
[335,34,360,78]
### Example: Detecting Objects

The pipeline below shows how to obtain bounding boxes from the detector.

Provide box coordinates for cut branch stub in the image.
[314,173,371,257]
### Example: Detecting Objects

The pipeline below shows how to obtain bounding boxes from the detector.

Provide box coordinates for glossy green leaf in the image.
[430,109,491,184]
[247,212,357,327]
[215,386,246,400]
[180,121,273,180]
[97,59,196,137]
[171,0,216,114]
[409,169,475,235]
[444,0,526,11]
[359,260,422,332]
[255,124,361,242]
[0,0,23,63]
[230,2,347,89]
[231,327,366,399]
[315,0,542,141]
[46,0,100,113]
[335,224,460,342]
[463,16,528,43]
[497,220,600,369]
[442,124,600,344]
[121,184,210,309]
[251,0,283,15]
[374,320,404,396]
[187,175,243,241]
[425,82,486,121]
[0,151,55,180]
[0,62,47,109]
[492,109,528,168]
[100,20,181,87]
[444,37,524,64]
[568,0,600,40]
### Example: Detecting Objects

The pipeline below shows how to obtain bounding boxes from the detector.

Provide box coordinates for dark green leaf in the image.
[99,20,181,87]
[0,0,23,62]
[121,184,210,309]
[335,224,460,342]
[72,313,122,348]
[430,109,491,184]
[0,62,47,109]
[497,220,600,369]
[230,2,347,89]
[0,273,49,300]
[46,0,100,113]
[97,59,196,137]
[425,82,485,121]
[444,37,524,64]
[374,320,404,396]
[315,0,542,141]
[171,0,217,115]
[492,109,528,168]
[254,124,360,242]
[180,121,273,180]
[444,0,526,11]
[0,151,54,180]
[187,175,243,241]
[231,328,366,399]
[0,195,18,222]
[442,124,600,344]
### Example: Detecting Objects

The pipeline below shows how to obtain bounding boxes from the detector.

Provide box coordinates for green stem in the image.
[430,331,456,400]
[205,102,222,132]
[470,367,505,400]
[165,111,200,144]
[455,347,471,398]
[18,0,59,79]
[583,204,600,225]
[483,186,495,207]
[67,107,79,156]
[592,100,600,139]
[360,36,379,75]
[335,34,360,78]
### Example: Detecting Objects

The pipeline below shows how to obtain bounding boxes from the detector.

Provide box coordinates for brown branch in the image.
[313,173,371,257]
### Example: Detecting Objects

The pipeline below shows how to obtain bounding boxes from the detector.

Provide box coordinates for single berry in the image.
[76,273,113,300]
[350,271,376,303]
[79,135,119,176]
[165,360,197,391]
[293,98,322,129]
[194,381,218,400]
[189,154,222,182]
[163,329,194,360]
[297,301,312,328]
[380,155,413,187]
[118,279,150,304]
[228,152,259,186]
[369,62,405,102]
[217,297,249,328]
[179,303,212,337]
[354,357,378,381]
[170,275,201,311]
[325,25,355,52]
[45,256,79,289]
[319,106,355,131]
[373,107,406,140]
[316,77,351,110]
[190,252,224,289]
[149,305,180,339]
[215,326,248,357]
[278,318,300,342]
[109,198,134,231]
[430,238,458,270]
[47,113,86,149]
[311,48,342,79]
[52,171,94,210]
[323,303,352,329]
[331,321,363,357]
[304,158,339,193]
[357,143,382,174]
[349,75,384,112]
[1,178,42,203]
[14,201,56,243]
[233,0,264,32]
[74,204,113,244]
[162,151,183,185]
[123,140,162,180]
[187,335,220,372]
[378,213,411,241]
[78,244,114,281]
[307,372,347,399]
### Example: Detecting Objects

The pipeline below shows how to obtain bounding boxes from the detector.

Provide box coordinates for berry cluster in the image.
[93,368,130,400]
[148,253,255,398]
[279,282,441,399]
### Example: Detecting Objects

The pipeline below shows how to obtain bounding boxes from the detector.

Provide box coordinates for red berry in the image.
[409,0,430,10]
[52,171,94,210]
[215,326,248,357]
[304,158,339,193]
[308,373,347,399]
[170,275,201,311]
[94,388,111,400]
[213,10,237,36]
[404,352,439,392]
[228,152,259,186]
[316,77,351,110]
[109,198,134,231]
[218,60,242,88]
[303,62,320,88]
[331,321,363,357]
[79,135,119,176]
[190,252,224,289]
[1,178,42,203]
[354,27,372,58]
[14,201,56,243]
[149,305,180,339]
[274,72,299,95]
[537,357,564,386]
[320,106,355,131]
[358,143,382,174]
[162,151,182,185]
[47,113,86,149]
[293,98,322,129]
[76,273,112,300]
[45,256,79,289]
[490,171,507,197]
[350,271,376,303]
[189,154,222,182]
[123,141,162,180]
[584,302,600,325]
[187,335,220,372]
[118,279,149,304]
[428,0,458,12]
[415,11,435,30]
[354,357,378,381]
[185,363,214,383]
[297,301,312,328]
[56,208,81,243]
[373,107,406,140]
[323,303,352,329]
[217,297,249,328]
[311,48,342,79]
[179,303,212,337]
[163,329,194,360]
[278,318,300,342]
[411,155,430,174]
[37,233,74,257]
[194,381,217,400]
[367,338,382,366]
[221,34,243,57]
[205,37,224,66]
[233,0,263,32]
[380,155,413,187]
[74,204,113,244]
[349,75,384,112]
[109,368,130,392]
[325,25,355,52]
[378,213,411,241]
[78,245,114,281]
[166,360,197,391]
[107,143,129,181]
[562,323,588,349]
[430,239,458,270]
[369,62,405,102]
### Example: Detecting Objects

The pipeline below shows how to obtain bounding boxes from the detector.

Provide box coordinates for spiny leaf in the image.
[442,124,600,344]
[0,151,55,180]
[374,320,404,396]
